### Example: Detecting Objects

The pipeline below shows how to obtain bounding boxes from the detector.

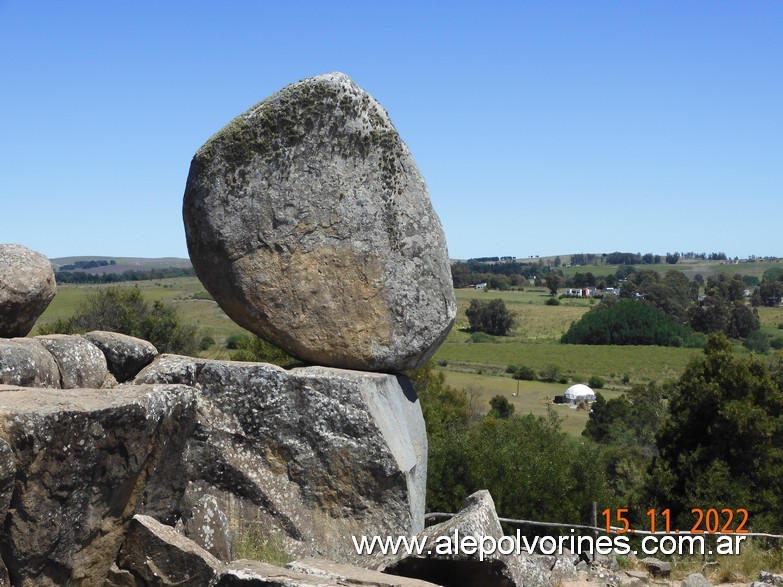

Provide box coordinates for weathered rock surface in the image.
[134,354,427,562]
[640,557,671,578]
[287,558,442,586]
[85,330,158,382]
[0,384,198,586]
[35,333,109,388]
[682,573,711,587]
[183,72,456,372]
[182,493,234,561]
[0,243,56,338]
[118,514,223,586]
[372,490,551,587]
[0,337,60,388]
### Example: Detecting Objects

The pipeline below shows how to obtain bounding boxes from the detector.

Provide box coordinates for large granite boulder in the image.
[0,338,61,388]
[0,243,56,337]
[36,334,109,388]
[183,72,456,372]
[84,330,158,382]
[0,384,198,586]
[134,354,427,562]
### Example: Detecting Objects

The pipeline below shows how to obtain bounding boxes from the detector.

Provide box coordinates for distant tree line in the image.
[55,266,196,284]
[59,259,117,270]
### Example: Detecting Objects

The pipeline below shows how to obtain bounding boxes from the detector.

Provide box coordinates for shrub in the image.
[621,373,631,385]
[545,297,561,306]
[588,375,605,389]
[771,337,783,350]
[38,286,199,355]
[514,366,537,381]
[225,334,245,349]
[199,335,216,350]
[540,364,562,383]
[468,331,498,343]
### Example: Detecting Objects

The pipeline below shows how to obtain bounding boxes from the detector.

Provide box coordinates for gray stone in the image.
[0,384,198,586]
[681,573,710,587]
[0,243,56,337]
[84,330,158,382]
[551,556,578,583]
[287,558,441,586]
[761,571,783,586]
[219,559,341,586]
[373,490,551,587]
[35,334,108,388]
[0,337,60,388]
[183,493,234,561]
[183,72,456,372]
[640,557,671,578]
[134,354,427,563]
[118,514,223,586]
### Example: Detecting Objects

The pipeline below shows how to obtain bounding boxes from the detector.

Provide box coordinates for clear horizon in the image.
[2,2,781,260]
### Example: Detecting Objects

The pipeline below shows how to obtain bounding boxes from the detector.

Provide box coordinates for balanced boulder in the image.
[183,72,456,372]
[0,243,56,337]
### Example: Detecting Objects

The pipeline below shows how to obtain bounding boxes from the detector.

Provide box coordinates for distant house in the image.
[565,287,594,298]
[604,287,619,295]
[474,282,487,291]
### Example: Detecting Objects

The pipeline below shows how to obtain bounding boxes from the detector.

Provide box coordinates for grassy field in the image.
[441,370,624,436]
[555,258,782,281]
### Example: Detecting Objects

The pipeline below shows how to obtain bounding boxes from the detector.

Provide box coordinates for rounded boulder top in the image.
[183,72,456,372]
[0,244,57,338]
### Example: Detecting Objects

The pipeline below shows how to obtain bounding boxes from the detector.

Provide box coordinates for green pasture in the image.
[441,370,624,437]
[452,288,590,342]
[557,258,781,280]
[435,342,700,387]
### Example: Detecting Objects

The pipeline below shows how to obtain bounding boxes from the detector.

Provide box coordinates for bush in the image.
[540,364,562,383]
[545,297,561,306]
[225,334,245,349]
[771,337,783,350]
[561,299,695,346]
[199,335,216,350]
[514,366,537,381]
[588,375,605,389]
[38,286,199,355]
[621,373,631,385]
[468,331,498,343]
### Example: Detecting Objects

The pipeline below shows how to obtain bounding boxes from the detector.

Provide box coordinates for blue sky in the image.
[1,1,780,261]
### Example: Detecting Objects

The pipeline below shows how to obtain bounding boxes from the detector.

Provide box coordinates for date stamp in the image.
[602,508,750,534]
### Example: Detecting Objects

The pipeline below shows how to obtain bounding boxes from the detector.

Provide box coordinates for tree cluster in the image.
[465,299,516,336]
[55,266,196,284]
[561,299,696,347]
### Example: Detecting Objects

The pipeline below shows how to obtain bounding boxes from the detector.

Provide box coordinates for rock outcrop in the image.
[372,490,551,587]
[84,330,158,382]
[183,72,456,372]
[36,334,109,388]
[0,338,61,388]
[0,384,198,586]
[134,354,427,562]
[0,244,56,338]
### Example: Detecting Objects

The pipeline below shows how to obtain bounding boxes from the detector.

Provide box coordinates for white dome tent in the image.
[563,383,596,404]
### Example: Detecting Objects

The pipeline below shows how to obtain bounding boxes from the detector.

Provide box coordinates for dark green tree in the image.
[465,298,516,336]
[488,395,515,419]
[651,333,783,530]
